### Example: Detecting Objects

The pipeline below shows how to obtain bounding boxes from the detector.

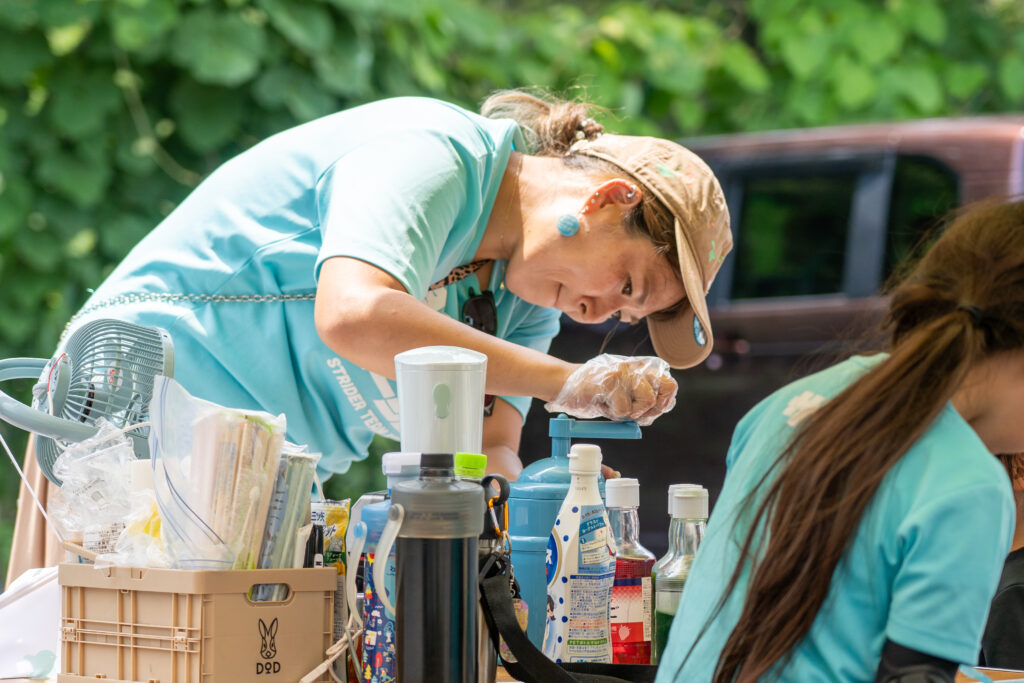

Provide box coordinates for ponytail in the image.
[709,199,1024,683]
[480,89,603,156]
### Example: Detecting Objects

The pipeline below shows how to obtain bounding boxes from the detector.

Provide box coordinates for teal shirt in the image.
[69,97,560,477]
[655,354,1015,682]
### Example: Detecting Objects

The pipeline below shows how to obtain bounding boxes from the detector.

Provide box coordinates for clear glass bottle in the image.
[605,478,656,665]
[651,485,708,664]
[651,484,696,579]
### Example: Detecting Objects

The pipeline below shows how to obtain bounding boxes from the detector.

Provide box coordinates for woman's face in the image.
[956,349,1024,454]
[505,206,685,325]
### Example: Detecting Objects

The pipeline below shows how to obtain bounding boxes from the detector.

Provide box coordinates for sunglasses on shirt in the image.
[462,289,498,416]
[462,289,497,335]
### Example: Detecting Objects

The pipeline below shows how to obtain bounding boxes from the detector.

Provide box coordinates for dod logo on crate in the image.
[257,618,282,674]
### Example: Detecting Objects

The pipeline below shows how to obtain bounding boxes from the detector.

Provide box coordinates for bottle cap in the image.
[667,483,702,515]
[605,478,639,508]
[381,452,421,476]
[420,453,454,470]
[454,452,487,479]
[394,345,487,371]
[567,443,602,475]
[670,485,708,519]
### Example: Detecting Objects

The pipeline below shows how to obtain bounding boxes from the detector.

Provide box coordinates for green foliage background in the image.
[2,0,1024,584]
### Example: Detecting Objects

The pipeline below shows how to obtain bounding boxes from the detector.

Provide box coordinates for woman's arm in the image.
[315,256,574,402]
[481,398,524,481]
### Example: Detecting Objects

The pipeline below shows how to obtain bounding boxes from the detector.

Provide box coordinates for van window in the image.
[884,156,958,279]
[731,173,856,299]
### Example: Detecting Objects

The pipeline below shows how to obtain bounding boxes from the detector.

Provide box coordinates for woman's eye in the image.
[622,276,633,297]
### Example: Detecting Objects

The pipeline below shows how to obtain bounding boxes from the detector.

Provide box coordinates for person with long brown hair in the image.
[655,199,1024,682]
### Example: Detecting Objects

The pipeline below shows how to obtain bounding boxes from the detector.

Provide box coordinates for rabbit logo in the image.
[258,618,278,659]
[256,618,281,674]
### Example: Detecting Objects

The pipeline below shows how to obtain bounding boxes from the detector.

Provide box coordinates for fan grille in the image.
[63,321,169,426]
[36,319,173,483]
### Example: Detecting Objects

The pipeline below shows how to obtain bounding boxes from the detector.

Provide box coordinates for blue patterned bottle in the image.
[542,444,617,663]
[360,503,396,682]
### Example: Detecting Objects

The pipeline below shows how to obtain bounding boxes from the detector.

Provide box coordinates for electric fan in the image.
[0,318,174,485]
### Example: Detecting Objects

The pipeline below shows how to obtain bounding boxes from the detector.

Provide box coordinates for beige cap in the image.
[573,135,732,368]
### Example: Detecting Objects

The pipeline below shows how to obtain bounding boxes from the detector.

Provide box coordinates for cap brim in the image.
[647,217,714,369]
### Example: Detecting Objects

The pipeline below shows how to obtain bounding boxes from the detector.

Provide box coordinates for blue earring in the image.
[556,214,579,237]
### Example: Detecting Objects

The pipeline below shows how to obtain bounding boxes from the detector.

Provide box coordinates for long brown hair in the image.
[709,199,1024,682]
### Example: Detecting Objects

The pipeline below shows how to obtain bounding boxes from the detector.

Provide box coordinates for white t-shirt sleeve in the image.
[313,130,471,298]
[885,479,1015,663]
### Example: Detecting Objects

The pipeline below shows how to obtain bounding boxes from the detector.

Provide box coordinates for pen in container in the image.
[304,524,325,568]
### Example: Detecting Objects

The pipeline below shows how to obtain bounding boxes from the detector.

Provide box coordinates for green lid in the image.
[454,452,487,479]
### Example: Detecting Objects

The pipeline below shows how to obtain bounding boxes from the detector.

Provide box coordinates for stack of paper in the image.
[192,412,285,569]
[265,451,318,561]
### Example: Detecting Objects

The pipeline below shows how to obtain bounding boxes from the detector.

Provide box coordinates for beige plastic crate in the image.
[59,563,336,683]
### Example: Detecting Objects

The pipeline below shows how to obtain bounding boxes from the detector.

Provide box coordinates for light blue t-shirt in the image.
[656,354,1015,683]
[68,97,560,477]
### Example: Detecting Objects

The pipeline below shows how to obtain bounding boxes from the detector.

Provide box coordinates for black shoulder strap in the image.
[875,640,957,683]
[478,573,632,683]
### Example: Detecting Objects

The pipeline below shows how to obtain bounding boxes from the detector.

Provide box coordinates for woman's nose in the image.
[577,296,616,324]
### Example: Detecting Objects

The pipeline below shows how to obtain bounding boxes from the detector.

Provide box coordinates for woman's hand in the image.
[543,354,678,426]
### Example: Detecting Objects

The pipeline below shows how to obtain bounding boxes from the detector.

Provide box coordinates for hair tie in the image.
[573,117,601,144]
[956,303,984,327]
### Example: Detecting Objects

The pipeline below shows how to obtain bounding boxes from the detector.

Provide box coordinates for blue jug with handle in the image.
[507,414,641,648]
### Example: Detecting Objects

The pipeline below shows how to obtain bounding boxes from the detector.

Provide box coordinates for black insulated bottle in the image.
[391,453,485,683]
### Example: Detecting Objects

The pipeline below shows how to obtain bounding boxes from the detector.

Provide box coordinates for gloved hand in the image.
[544,355,678,426]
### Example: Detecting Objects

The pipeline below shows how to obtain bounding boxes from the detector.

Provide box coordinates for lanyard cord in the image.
[63,261,494,341]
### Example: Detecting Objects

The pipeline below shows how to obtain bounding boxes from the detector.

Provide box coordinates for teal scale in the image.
[507,414,641,647]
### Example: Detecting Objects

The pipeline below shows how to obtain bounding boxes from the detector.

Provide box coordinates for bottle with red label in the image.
[605,477,656,664]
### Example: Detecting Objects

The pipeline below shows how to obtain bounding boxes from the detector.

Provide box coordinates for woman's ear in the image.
[581,179,642,215]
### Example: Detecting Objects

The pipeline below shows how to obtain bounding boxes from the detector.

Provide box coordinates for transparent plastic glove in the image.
[544,354,678,426]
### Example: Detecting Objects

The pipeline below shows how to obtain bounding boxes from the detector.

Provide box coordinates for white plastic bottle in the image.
[542,443,617,663]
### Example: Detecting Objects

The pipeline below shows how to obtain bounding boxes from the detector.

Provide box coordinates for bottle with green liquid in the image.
[651,484,707,664]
